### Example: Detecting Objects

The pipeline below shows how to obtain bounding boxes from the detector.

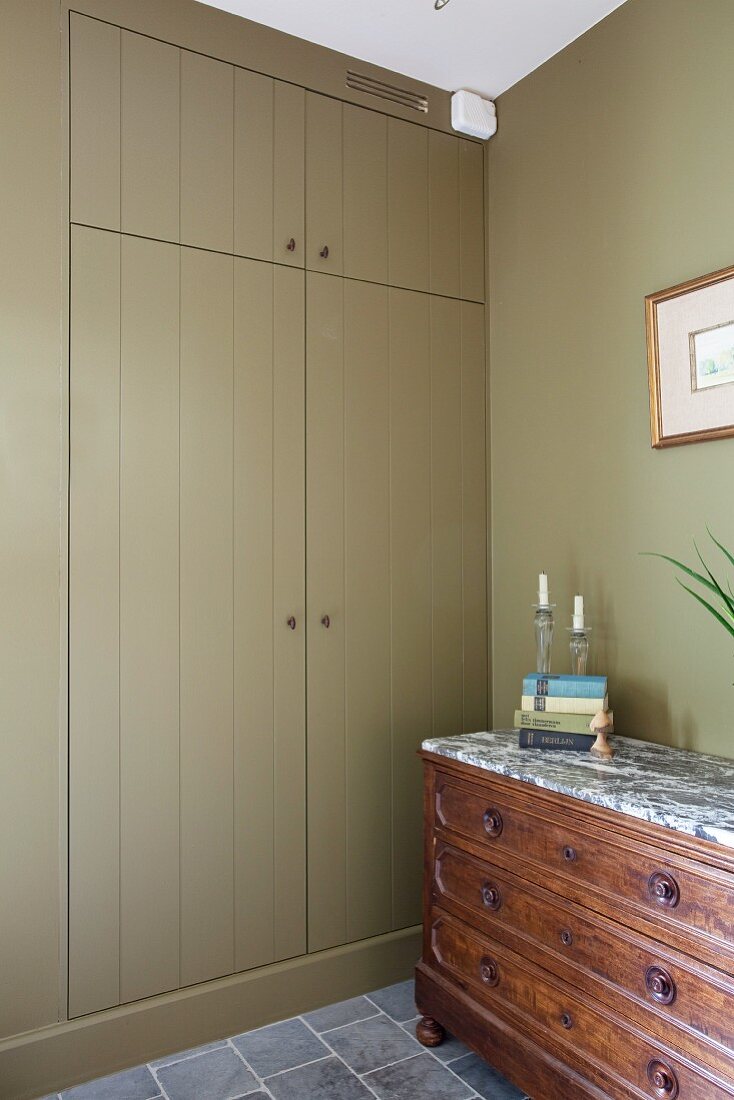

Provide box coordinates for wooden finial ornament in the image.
[590,710,614,760]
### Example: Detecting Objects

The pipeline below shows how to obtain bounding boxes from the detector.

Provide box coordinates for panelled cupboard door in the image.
[234,69,274,262]
[306,93,343,273]
[273,81,306,268]
[234,260,307,969]
[343,104,388,285]
[306,276,488,952]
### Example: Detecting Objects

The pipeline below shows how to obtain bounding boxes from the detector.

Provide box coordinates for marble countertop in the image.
[422,729,734,851]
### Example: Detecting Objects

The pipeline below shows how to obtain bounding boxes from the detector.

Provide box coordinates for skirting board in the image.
[0,925,421,1100]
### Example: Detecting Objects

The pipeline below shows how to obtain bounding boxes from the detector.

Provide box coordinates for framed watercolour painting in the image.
[646,263,734,447]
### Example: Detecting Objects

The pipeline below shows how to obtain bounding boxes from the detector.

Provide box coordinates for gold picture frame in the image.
[646,262,734,447]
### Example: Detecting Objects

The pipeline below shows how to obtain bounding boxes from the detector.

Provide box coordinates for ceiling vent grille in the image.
[346,70,428,113]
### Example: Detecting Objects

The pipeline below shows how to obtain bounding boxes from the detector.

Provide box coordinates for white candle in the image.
[538,572,549,605]
[573,593,585,630]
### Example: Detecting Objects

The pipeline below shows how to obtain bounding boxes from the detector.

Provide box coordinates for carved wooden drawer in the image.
[431,910,734,1100]
[434,768,734,966]
[433,841,734,1078]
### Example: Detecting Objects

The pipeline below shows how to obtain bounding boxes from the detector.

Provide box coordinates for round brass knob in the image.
[319,245,329,258]
[648,871,680,909]
[482,808,503,837]
[645,966,676,1005]
[321,614,331,628]
[562,846,577,863]
[481,882,502,911]
[286,237,296,252]
[479,956,499,986]
[560,1012,573,1030]
[647,1059,679,1098]
[286,616,296,630]
[560,929,574,947]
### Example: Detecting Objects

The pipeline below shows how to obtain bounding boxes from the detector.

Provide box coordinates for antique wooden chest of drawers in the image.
[415,731,734,1100]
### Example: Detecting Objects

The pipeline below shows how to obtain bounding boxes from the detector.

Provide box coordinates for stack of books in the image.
[515,674,611,752]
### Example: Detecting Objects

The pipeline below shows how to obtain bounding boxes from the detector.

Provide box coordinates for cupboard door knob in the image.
[482,808,503,837]
[321,614,331,628]
[562,846,577,863]
[481,882,502,911]
[645,966,676,1005]
[319,245,329,258]
[479,956,499,986]
[286,616,297,630]
[647,1060,679,1098]
[648,871,680,909]
[286,238,296,252]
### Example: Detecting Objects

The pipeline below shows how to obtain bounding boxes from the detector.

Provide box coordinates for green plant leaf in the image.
[706,527,734,572]
[640,552,720,597]
[677,579,734,640]
[693,541,734,620]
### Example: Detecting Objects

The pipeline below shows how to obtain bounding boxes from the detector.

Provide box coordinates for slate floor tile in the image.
[327,1013,422,1074]
[150,1039,227,1069]
[232,1017,328,1077]
[265,1055,373,1100]
[304,995,377,1033]
[366,980,417,1023]
[365,1051,475,1100]
[452,1052,526,1099]
[60,1065,160,1100]
[156,1047,259,1100]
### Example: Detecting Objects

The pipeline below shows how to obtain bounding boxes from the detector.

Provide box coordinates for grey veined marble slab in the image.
[422,729,734,850]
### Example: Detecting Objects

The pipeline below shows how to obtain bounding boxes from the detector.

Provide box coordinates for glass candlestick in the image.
[533,604,555,674]
[568,627,591,676]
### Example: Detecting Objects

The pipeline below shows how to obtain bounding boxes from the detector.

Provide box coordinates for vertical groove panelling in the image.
[70,14,120,230]
[387,120,429,294]
[69,226,121,1017]
[179,248,235,986]
[343,105,387,285]
[344,281,392,942]
[180,52,234,253]
[119,236,180,1003]
[429,132,461,299]
[121,32,180,242]
[459,140,485,303]
[389,288,431,931]
[430,297,463,737]
[273,81,305,268]
[272,265,307,961]
[234,69,275,262]
[460,302,489,732]
[234,258,276,971]
[306,93,343,274]
[306,272,347,953]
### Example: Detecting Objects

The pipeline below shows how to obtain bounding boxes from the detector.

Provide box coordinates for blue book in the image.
[522,674,608,699]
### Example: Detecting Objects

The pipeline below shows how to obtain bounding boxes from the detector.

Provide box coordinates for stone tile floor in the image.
[39,980,529,1100]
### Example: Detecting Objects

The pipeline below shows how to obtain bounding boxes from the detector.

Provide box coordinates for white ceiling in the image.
[197,0,626,99]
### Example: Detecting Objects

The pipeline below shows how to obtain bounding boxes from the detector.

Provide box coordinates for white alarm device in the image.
[451,89,497,140]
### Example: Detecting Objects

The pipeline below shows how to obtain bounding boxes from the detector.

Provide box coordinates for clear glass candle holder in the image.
[532,604,555,674]
[567,626,592,676]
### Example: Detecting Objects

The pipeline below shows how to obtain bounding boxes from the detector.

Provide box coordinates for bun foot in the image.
[416,1015,445,1047]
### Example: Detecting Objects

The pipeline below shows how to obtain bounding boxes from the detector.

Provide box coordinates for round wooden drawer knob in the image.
[645,966,676,1005]
[648,871,680,909]
[647,1059,679,1098]
[482,808,503,837]
[481,882,502,911]
[479,956,499,986]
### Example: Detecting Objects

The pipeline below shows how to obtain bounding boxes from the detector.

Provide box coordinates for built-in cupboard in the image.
[69,12,487,1019]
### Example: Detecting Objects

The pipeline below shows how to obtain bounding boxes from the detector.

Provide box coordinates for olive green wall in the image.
[488,0,734,759]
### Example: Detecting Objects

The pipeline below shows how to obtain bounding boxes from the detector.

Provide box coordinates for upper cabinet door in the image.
[429,131,461,299]
[274,82,305,268]
[343,104,388,286]
[388,119,429,294]
[235,69,274,262]
[306,93,343,274]
[459,140,485,303]
[121,31,180,242]
[70,14,120,230]
[180,52,234,253]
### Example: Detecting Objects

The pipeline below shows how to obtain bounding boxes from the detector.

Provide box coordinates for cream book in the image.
[520,694,608,715]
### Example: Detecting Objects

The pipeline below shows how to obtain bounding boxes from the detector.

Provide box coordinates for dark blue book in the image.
[523,673,607,699]
[518,728,596,752]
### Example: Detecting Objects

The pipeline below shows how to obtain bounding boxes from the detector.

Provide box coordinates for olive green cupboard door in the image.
[306,273,488,952]
[69,227,306,1016]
